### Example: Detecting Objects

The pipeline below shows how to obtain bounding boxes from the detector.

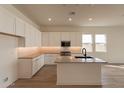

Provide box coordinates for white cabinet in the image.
[25,23,41,47]
[0,6,42,47]
[18,55,44,78]
[42,31,82,47]
[30,28,36,46]
[49,32,61,46]
[39,31,41,47]
[15,17,25,37]
[70,32,77,46]
[44,54,58,65]
[0,7,15,35]
[76,32,82,46]
[25,23,32,47]
[42,32,49,46]
[42,32,61,47]
[41,31,42,46]
[35,29,41,47]
[61,32,70,41]
[70,32,82,46]
[32,55,44,75]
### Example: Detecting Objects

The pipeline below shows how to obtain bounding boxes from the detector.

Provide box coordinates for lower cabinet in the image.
[18,55,44,78]
[44,54,59,65]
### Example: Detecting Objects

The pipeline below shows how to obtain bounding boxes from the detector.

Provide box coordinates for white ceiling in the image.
[13,4,124,27]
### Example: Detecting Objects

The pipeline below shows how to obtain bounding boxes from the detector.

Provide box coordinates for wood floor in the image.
[9,65,124,88]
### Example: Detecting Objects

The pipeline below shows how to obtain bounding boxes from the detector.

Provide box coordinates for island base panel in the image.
[57,63,102,85]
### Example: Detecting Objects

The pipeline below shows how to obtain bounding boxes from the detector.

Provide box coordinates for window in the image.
[82,34,92,52]
[95,34,106,52]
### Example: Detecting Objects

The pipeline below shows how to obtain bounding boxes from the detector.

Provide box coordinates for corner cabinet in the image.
[18,55,44,78]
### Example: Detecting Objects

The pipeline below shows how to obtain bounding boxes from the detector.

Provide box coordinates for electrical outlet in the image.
[3,77,8,82]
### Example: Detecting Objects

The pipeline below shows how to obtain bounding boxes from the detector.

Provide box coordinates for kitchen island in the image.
[55,56,107,85]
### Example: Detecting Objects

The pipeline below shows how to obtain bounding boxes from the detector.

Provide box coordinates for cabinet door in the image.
[36,30,41,47]
[38,31,41,47]
[37,55,44,70]
[35,30,38,46]
[15,17,25,37]
[32,60,38,75]
[70,32,77,46]
[41,31,42,47]
[25,23,32,47]
[42,32,49,46]
[0,7,15,35]
[25,23,41,47]
[40,55,44,67]
[49,32,60,46]
[61,32,70,41]
[70,32,82,46]
[31,28,36,47]
[76,32,82,46]
[32,55,44,75]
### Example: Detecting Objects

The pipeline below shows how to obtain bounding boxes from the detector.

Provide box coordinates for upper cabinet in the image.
[49,32,61,46]
[33,28,41,47]
[70,32,77,46]
[42,31,82,47]
[0,6,41,47]
[25,23,41,47]
[42,32,49,47]
[68,32,82,47]
[35,29,41,47]
[61,32,70,41]
[61,32,81,46]
[15,17,25,37]
[76,32,82,46]
[25,23,32,47]
[0,7,15,35]
[42,32,61,47]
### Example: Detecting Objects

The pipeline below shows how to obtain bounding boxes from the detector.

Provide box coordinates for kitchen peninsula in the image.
[55,56,107,85]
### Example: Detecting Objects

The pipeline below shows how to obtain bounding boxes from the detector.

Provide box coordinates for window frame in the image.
[81,33,107,53]
[95,34,107,52]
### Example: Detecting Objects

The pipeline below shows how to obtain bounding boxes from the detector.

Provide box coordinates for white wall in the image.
[0,34,18,88]
[42,26,124,63]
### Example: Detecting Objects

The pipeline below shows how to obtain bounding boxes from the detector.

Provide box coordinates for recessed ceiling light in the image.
[69,18,72,21]
[88,18,93,21]
[48,18,52,21]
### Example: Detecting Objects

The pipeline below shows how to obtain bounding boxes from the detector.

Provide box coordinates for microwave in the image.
[61,41,71,47]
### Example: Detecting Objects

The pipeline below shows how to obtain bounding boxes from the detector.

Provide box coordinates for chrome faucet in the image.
[82,48,87,57]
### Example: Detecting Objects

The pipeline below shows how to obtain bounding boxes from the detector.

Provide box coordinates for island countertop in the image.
[55,56,107,64]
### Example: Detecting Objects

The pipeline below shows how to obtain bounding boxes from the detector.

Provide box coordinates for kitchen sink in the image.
[75,56,93,59]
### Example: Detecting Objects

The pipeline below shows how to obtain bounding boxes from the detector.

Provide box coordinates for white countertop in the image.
[55,56,107,64]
